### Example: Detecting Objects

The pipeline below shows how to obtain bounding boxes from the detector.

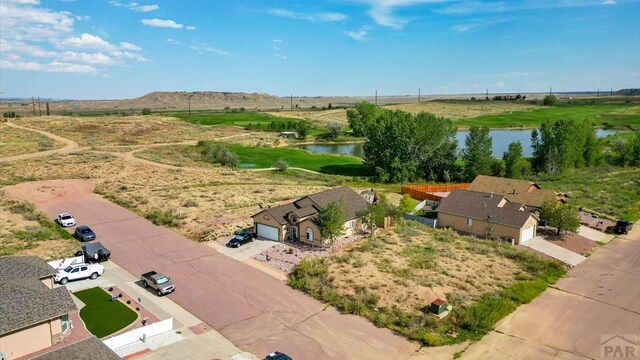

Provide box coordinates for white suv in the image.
[55,263,104,284]
[56,213,76,227]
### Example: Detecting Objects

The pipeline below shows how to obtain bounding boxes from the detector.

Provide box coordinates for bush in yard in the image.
[275,159,288,172]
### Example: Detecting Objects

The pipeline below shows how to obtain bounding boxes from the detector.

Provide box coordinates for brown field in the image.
[327,226,519,313]
[269,100,539,127]
[0,123,64,156]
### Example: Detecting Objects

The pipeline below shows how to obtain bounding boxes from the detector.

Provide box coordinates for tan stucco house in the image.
[467,175,567,209]
[436,189,539,244]
[0,256,77,359]
[252,187,370,246]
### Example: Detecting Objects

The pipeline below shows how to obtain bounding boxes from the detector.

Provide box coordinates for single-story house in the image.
[0,256,77,359]
[252,186,369,246]
[467,175,567,209]
[436,189,539,244]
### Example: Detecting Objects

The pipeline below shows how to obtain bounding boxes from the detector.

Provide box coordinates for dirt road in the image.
[3,180,417,360]
[0,122,81,162]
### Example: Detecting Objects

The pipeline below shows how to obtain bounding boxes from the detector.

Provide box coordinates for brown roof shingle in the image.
[437,189,535,228]
[0,256,77,336]
[33,337,121,360]
[468,175,560,208]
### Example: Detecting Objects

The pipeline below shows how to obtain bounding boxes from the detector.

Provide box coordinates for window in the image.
[306,228,313,241]
[466,218,473,226]
[348,220,355,229]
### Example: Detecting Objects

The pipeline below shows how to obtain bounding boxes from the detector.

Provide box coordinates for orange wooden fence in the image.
[401,183,470,201]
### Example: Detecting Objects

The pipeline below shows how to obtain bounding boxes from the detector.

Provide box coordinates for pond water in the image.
[298,129,617,158]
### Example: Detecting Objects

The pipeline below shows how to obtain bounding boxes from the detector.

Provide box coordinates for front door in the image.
[292,226,298,240]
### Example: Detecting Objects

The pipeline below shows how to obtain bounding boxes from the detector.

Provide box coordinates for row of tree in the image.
[245,120,312,138]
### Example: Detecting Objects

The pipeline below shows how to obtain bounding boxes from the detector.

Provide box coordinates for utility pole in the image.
[610,88,613,97]
[290,94,293,110]
[46,102,50,116]
[485,89,489,100]
[31,97,36,116]
[375,89,377,106]
[187,94,193,115]
[418,88,421,103]
[597,88,600,97]
[549,87,552,95]
[37,97,42,116]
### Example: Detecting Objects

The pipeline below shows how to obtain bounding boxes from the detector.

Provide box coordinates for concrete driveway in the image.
[462,221,640,359]
[4,180,415,360]
[578,225,615,243]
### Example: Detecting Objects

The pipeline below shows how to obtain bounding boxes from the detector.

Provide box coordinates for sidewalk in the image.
[521,237,587,267]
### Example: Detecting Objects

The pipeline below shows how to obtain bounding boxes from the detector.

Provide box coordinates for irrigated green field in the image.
[174,112,300,126]
[454,103,640,129]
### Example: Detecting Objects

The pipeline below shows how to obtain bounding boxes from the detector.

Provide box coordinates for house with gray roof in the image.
[0,256,77,359]
[436,189,539,244]
[251,186,369,246]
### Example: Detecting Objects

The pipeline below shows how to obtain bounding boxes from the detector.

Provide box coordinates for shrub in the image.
[542,95,557,106]
[144,208,183,227]
[197,141,239,169]
[274,159,288,172]
[182,199,198,208]
[141,108,151,115]
[325,122,342,139]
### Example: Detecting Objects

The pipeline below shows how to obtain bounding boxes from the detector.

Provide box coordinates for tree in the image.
[325,122,342,140]
[346,101,380,137]
[361,194,393,235]
[141,108,151,115]
[413,112,460,182]
[540,200,580,235]
[490,159,506,177]
[397,194,417,215]
[462,126,493,181]
[503,141,530,179]
[630,129,640,166]
[295,120,311,139]
[542,95,557,106]
[318,200,346,249]
[275,159,288,172]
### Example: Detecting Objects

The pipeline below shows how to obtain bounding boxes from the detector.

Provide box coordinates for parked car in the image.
[613,220,633,235]
[264,352,292,360]
[75,242,111,262]
[74,225,96,241]
[141,271,175,296]
[56,213,76,227]
[54,263,104,285]
[226,231,254,248]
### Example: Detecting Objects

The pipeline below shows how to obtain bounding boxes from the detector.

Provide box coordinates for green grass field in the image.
[174,112,300,127]
[535,166,640,221]
[454,103,640,129]
[74,287,137,338]
[226,144,368,177]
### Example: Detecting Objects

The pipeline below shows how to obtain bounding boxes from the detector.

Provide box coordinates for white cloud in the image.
[141,18,184,29]
[0,59,97,74]
[59,51,115,65]
[186,25,196,30]
[188,44,230,56]
[345,27,370,41]
[60,33,117,51]
[603,0,616,4]
[352,0,450,29]
[110,1,159,12]
[274,53,288,60]
[268,8,348,22]
[451,17,511,33]
[120,41,142,51]
[0,0,74,41]
[166,38,184,46]
[272,39,283,43]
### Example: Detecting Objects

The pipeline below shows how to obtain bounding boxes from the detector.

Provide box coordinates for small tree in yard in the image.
[295,120,311,139]
[543,95,557,106]
[397,194,417,215]
[540,200,580,235]
[325,122,342,140]
[275,159,288,172]
[318,200,346,250]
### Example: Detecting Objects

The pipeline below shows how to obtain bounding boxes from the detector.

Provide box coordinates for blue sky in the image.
[0,0,638,99]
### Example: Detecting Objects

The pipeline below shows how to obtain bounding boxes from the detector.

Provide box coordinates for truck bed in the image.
[141,271,158,279]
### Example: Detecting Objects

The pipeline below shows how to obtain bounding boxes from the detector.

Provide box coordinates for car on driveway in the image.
[56,213,76,227]
[76,242,111,262]
[74,225,96,241]
[54,263,104,285]
[264,352,292,360]
[226,231,254,248]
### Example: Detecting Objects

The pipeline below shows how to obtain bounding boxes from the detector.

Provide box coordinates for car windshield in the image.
[61,215,72,220]
[233,235,245,240]
[156,276,169,284]
[80,228,91,234]
[63,266,73,272]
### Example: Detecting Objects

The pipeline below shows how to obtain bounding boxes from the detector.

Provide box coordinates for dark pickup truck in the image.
[613,220,633,235]
[141,271,176,296]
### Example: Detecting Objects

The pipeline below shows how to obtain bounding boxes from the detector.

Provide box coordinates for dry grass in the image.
[0,123,64,157]
[326,226,519,314]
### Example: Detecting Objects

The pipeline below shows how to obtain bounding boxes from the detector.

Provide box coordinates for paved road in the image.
[4,180,416,360]
[463,222,640,359]
[521,237,587,267]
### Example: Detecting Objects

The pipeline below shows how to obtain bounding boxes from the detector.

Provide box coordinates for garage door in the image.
[257,224,279,241]
[521,225,535,243]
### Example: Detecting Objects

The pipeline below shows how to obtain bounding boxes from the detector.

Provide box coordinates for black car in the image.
[226,232,253,248]
[264,352,292,360]
[74,225,96,242]
[75,242,111,262]
[613,220,633,235]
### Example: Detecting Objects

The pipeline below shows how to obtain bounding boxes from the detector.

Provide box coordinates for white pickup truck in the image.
[54,263,104,284]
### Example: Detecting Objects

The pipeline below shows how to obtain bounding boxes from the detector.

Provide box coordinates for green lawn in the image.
[454,103,640,129]
[74,287,137,338]
[226,144,369,177]
[535,166,640,221]
[174,112,300,127]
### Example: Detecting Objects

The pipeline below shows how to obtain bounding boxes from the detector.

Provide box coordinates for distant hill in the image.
[616,88,640,96]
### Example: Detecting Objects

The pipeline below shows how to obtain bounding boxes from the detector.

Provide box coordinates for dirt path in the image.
[0,122,81,162]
